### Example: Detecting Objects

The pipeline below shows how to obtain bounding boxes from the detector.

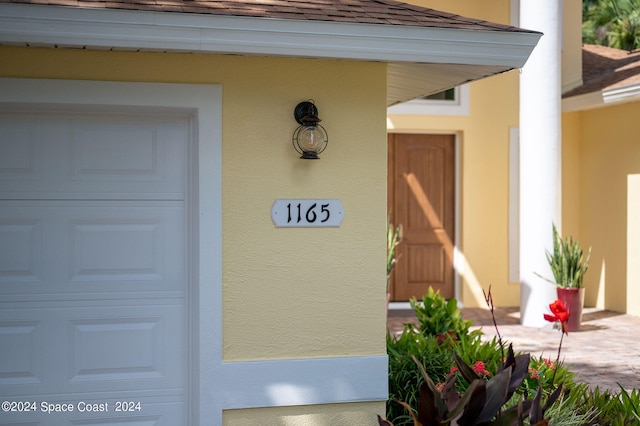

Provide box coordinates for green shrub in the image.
[564,383,640,425]
[410,287,478,340]
[386,288,578,425]
[386,326,455,426]
[381,345,563,426]
[535,389,597,426]
[387,327,510,425]
[452,334,504,374]
[519,355,576,398]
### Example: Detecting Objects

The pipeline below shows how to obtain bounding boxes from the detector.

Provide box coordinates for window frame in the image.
[387,84,470,116]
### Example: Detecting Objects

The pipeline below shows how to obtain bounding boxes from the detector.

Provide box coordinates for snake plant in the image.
[544,224,591,289]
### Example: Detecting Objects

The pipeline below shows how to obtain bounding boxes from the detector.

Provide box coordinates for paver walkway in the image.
[387,306,640,392]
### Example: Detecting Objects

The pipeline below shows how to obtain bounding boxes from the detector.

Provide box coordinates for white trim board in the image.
[508,127,520,284]
[218,356,388,409]
[0,78,387,425]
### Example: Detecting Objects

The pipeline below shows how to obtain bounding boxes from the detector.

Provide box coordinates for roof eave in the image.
[562,82,640,112]
[0,3,541,105]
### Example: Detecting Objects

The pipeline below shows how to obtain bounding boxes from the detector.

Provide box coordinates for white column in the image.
[519,0,563,327]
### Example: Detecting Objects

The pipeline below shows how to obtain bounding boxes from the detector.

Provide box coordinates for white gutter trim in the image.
[0,3,540,68]
[603,81,640,105]
[562,82,640,112]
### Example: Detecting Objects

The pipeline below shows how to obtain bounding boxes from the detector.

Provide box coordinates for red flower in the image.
[544,299,570,334]
[473,361,490,376]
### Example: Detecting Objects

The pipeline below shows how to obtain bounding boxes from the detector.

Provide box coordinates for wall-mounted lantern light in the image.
[292,100,328,159]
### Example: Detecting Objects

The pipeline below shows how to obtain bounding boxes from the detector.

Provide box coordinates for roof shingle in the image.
[0,0,534,33]
[564,44,640,98]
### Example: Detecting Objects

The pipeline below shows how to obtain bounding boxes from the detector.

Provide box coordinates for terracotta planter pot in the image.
[556,287,585,332]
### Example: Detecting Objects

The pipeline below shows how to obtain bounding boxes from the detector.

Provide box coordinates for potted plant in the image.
[541,224,591,332]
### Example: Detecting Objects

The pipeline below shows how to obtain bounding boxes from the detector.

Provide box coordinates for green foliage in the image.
[542,390,598,426]
[381,345,562,426]
[453,335,504,374]
[519,356,576,399]
[386,326,456,426]
[384,285,640,425]
[542,224,591,289]
[564,383,640,425]
[583,0,640,51]
[385,288,576,426]
[387,219,402,291]
[619,386,640,422]
[410,287,478,339]
[386,323,503,425]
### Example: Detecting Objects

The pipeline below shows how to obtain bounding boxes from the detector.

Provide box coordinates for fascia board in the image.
[562,91,604,112]
[0,3,540,68]
[563,82,640,113]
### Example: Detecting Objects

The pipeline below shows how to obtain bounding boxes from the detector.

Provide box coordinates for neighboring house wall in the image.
[561,112,582,245]
[409,0,511,23]
[0,46,388,423]
[569,101,640,314]
[562,0,584,92]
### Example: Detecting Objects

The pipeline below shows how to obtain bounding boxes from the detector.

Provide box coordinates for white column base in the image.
[520,279,557,327]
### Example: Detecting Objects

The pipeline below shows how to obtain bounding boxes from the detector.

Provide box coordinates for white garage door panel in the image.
[0,202,185,297]
[0,104,190,426]
[0,318,43,386]
[0,112,187,200]
[0,217,41,285]
[0,304,184,393]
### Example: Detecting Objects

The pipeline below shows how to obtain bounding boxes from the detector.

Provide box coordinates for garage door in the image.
[0,108,189,425]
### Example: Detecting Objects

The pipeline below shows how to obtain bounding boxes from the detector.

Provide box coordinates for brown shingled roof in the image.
[0,0,532,33]
[564,44,640,98]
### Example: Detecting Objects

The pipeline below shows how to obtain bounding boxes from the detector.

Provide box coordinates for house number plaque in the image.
[271,199,344,227]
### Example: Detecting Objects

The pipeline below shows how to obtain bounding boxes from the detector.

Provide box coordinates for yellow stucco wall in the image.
[223,402,382,425]
[561,112,582,249]
[0,46,387,423]
[406,0,510,22]
[562,0,584,92]
[561,111,597,308]
[576,101,640,313]
[627,173,640,316]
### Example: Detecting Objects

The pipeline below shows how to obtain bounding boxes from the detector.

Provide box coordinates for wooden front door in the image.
[388,133,455,301]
